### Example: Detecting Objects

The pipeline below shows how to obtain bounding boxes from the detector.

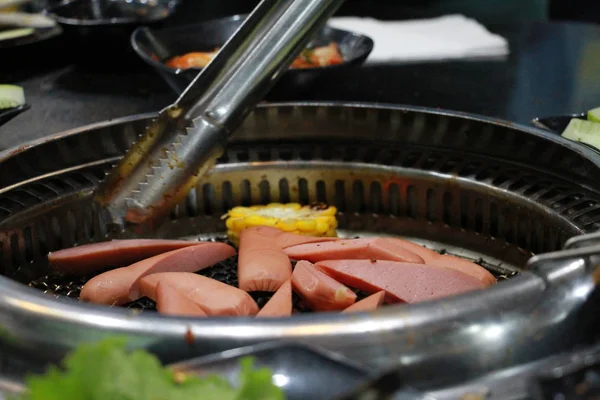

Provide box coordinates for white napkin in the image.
[328,14,509,63]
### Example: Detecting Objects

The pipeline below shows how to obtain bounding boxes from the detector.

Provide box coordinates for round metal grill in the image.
[0,103,599,378]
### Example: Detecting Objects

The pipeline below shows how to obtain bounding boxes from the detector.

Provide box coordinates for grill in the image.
[1,103,600,392]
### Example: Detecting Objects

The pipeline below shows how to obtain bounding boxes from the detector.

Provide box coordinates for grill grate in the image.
[27,234,516,313]
[0,147,592,282]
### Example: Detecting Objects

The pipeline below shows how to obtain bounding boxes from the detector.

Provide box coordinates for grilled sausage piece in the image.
[237,227,293,292]
[284,238,425,264]
[140,272,259,317]
[342,291,385,313]
[382,238,496,287]
[155,281,208,317]
[48,239,203,276]
[244,226,340,249]
[80,243,236,306]
[291,260,356,311]
[256,280,293,318]
[286,237,496,287]
[316,260,487,304]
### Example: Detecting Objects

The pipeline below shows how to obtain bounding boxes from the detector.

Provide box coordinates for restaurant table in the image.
[1,20,600,150]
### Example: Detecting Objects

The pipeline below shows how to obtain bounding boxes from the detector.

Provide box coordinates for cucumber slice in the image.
[0,27,34,41]
[588,107,600,123]
[561,118,600,150]
[0,84,25,109]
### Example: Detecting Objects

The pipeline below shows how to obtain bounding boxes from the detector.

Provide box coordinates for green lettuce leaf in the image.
[14,338,284,400]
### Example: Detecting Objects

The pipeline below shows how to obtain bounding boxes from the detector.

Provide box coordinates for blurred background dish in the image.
[531,113,587,133]
[0,3,62,48]
[130,14,374,95]
[0,24,60,47]
[47,0,179,26]
[44,0,179,56]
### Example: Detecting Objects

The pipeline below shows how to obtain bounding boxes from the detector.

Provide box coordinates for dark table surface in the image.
[1,19,600,150]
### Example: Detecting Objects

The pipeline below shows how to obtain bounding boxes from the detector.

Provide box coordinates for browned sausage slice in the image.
[79,242,236,306]
[48,239,202,276]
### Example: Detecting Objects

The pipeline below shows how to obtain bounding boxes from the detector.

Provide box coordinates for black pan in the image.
[130,14,374,95]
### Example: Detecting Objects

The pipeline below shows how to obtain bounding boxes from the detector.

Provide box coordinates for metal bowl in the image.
[1,103,600,391]
[130,14,374,94]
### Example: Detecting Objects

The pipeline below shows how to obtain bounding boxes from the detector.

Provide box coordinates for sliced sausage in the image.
[284,237,424,264]
[315,259,487,304]
[48,239,202,276]
[245,226,340,249]
[384,238,496,287]
[342,291,385,314]
[291,260,356,311]
[139,272,259,316]
[155,282,208,317]
[238,227,292,292]
[256,280,293,318]
[80,242,236,306]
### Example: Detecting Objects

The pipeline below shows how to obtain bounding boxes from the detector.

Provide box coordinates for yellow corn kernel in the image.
[275,219,298,232]
[260,217,280,226]
[231,219,246,232]
[297,219,317,232]
[318,206,337,216]
[243,215,271,227]
[315,220,329,234]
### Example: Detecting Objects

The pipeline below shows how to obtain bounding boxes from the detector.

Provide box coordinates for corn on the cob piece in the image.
[224,203,338,245]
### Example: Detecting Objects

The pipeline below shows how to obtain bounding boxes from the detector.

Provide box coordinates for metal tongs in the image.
[95,0,345,227]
